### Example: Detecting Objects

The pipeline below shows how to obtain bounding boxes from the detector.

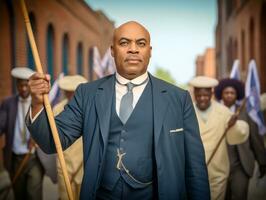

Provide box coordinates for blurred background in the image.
[0,0,265,199]
[0,0,266,97]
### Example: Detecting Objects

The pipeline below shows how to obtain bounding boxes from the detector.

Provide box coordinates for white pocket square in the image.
[169,128,184,133]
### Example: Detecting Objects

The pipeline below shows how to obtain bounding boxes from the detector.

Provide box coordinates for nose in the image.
[128,42,139,54]
[22,85,28,92]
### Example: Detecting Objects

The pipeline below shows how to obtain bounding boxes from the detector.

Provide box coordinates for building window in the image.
[77,42,83,75]
[88,47,94,81]
[27,12,36,70]
[227,37,233,72]
[62,34,69,75]
[249,18,255,59]
[225,0,233,19]
[234,39,238,60]
[46,24,55,83]
[241,30,246,71]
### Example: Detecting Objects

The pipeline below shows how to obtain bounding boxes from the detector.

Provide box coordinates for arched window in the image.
[260,3,266,92]
[241,30,246,71]
[249,18,255,59]
[227,37,233,72]
[233,39,238,59]
[77,42,83,75]
[88,47,94,81]
[62,33,69,75]
[46,24,55,82]
[27,12,36,70]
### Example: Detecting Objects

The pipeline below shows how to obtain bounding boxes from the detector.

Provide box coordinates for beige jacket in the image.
[194,101,249,200]
[54,99,83,200]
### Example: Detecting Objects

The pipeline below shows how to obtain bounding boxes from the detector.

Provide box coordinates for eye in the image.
[137,41,146,47]
[120,41,129,46]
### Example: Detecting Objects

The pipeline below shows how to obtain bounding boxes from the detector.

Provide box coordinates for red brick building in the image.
[215,0,266,92]
[0,0,114,101]
[195,48,216,78]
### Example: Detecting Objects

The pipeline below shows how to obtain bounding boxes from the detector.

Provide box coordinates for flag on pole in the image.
[93,46,116,78]
[49,73,64,107]
[230,60,241,80]
[93,46,104,78]
[101,48,116,75]
[245,60,266,135]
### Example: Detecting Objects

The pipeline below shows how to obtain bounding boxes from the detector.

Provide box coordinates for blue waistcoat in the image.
[100,81,155,190]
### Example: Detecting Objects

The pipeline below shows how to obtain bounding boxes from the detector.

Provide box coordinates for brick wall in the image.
[0,0,114,101]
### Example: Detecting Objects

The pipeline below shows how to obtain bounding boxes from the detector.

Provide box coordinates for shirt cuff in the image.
[30,107,44,123]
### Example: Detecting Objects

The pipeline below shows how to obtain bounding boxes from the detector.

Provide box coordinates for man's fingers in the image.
[30,72,46,80]
[31,87,50,95]
[29,79,49,87]
[30,72,50,81]
[31,83,50,92]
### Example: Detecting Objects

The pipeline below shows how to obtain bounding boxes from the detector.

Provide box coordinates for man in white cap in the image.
[53,75,87,200]
[189,76,249,200]
[0,67,44,200]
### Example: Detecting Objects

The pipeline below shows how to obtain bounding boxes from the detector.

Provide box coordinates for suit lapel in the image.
[95,75,115,147]
[10,96,19,135]
[150,75,169,147]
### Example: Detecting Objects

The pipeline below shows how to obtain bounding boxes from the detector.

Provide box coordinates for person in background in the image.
[0,67,44,200]
[189,76,249,200]
[54,75,87,200]
[214,78,266,200]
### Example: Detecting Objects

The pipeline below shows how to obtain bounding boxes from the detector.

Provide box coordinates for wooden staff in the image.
[19,0,74,199]
[207,99,246,166]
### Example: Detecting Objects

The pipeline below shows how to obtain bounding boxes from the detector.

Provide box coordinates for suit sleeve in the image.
[183,91,210,200]
[248,115,266,166]
[0,100,7,135]
[26,85,84,154]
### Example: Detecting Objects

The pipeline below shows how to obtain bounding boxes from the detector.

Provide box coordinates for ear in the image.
[149,46,152,58]
[111,45,114,57]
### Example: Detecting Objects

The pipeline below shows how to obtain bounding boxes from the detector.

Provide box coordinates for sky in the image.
[86,0,217,84]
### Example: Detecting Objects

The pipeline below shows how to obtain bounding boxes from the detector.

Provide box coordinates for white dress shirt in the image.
[13,96,31,154]
[31,72,149,121]
[115,72,149,116]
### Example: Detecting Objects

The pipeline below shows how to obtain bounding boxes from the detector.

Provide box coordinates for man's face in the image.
[222,86,237,107]
[17,79,30,99]
[111,22,152,80]
[194,88,212,111]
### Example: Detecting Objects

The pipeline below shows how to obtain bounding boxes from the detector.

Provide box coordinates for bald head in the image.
[111,21,152,80]
[113,21,151,44]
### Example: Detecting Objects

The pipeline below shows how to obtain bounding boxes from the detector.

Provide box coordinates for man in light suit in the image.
[214,78,266,200]
[54,75,87,200]
[27,21,210,200]
[189,76,250,200]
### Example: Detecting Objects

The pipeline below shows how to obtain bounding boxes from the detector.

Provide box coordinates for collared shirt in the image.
[220,100,236,113]
[13,96,31,154]
[194,102,213,123]
[115,72,149,115]
[31,72,149,122]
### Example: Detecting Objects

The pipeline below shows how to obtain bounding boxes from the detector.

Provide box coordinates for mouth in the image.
[125,58,142,64]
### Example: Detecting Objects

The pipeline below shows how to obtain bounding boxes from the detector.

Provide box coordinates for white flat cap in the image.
[58,75,87,91]
[189,76,218,88]
[11,67,35,80]
[260,93,266,111]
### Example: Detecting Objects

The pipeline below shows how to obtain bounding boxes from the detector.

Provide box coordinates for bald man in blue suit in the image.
[27,21,210,200]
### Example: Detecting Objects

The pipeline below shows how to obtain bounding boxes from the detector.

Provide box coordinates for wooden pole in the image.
[19,1,74,199]
[207,99,246,166]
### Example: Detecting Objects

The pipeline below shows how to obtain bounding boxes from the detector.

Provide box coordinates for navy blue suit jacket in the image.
[27,74,210,200]
[0,95,18,172]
